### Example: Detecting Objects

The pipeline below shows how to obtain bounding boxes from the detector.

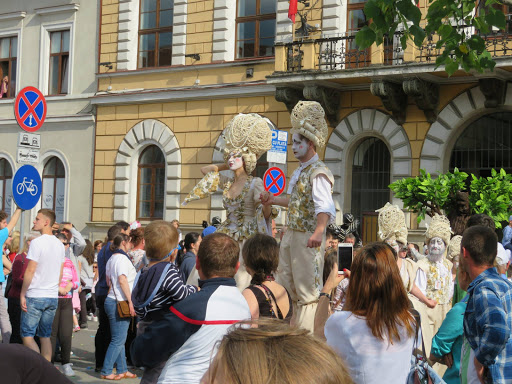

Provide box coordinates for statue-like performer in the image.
[183,113,274,289]
[261,101,335,332]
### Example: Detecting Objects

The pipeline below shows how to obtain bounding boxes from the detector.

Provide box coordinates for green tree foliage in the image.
[390,168,512,228]
[355,0,507,75]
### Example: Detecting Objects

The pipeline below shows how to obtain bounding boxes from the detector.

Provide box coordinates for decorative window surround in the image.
[114,119,181,222]
[420,85,512,176]
[0,12,26,22]
[325,109,412,223]
[0,29,22,97]
[117,0,139,70]
[212,0,236,62]
[322,0,345,37]
[36,150,70,223]
[38,21,75,95]
[172,0,187,66]
[276,0,293,43]
[35,4,80,16]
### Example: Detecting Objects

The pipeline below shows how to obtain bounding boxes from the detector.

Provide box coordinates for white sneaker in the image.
[87,314,93,321]
[62,363,75,377]
[92,315,98,322]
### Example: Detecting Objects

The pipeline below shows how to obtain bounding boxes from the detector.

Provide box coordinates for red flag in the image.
[288,0,298,23]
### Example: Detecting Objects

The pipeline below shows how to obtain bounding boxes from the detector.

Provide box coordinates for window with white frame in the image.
[42,157,66,223]
[138,0,173,68]
[49,30,70,95]
[0,36,18,99]
[236,0,276,59]
[0,159,13,218]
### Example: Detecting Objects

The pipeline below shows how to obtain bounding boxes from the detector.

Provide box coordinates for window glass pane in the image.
[348,10,366,32]
[238,21,256,40]
[62,31,70,52]
[49,56,60,95]
[141,0,157,12]
[159,31,173,48]
[155,167,165,182]
[139,33,156,52]
[237,39,255,58]
[260,0,276,15]
[56,158,65,176]
[260,19,276,39]
[348,0,366,3]
[138,51,155,68]
[0,159,4,176]
[160,9,174,27]
[140,168,152,184]
[9,59,16,98]
[0,39,9,59]
[11,37,17,58]
[4,161,12,177]
[153,201,163,218]
[141,11,157,29]
[139,201,151,218]
[44,158,56,176]
[259,38,275,57]
[238,0,256,17]
[51,32,62,54]
[140,184,151,201]
[55,178,65,224]
[61,55,69,94]
[0,179,3,210]
[159,49,172,66]
[140,146,164,164]
[161,0,174,10]
[4,179,12,216]
[42,178,55,210]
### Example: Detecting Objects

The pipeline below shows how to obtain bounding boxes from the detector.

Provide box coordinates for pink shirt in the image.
[59,258,79,298]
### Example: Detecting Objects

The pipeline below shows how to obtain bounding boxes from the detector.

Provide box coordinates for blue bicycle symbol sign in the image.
[16,177,39,196]
[12,165,42,210]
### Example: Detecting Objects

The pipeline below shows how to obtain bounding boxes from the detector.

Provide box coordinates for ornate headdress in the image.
[447,235,462,264]
[290,101,329,149]
[425,214,452,246]
[222,113,272,174]
[376,203,408,245]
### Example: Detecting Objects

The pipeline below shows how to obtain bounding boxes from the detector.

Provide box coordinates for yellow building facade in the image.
[88,0,512,240]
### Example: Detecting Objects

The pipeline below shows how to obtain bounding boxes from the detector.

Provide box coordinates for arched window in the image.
[137,145,165,219]
[351,137,391,239]
[42,157,66,223]
[0,159,13,216]
[450,112,512,178]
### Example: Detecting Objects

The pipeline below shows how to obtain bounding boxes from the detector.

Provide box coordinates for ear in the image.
[195,255,200,271]
[234,261,240,274]
[462,247,470,260]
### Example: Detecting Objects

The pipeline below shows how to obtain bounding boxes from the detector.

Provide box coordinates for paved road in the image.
[61,321,142,383]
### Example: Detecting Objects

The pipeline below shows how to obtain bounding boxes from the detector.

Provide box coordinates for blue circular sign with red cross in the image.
[14,86,47,132]
[263,167,286,196]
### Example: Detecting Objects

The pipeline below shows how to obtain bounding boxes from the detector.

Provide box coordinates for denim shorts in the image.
[20,297,58,338]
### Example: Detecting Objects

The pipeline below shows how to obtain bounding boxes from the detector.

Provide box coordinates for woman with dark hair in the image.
[322,243,417,384]
[178,232,201,283]
[128,228,146,271]
[78,240,96,329]
[102,233,136,380]
[241,234,292,322]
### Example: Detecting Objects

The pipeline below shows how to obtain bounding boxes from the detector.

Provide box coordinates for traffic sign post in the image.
[12,165,42,211]
[263,167,286,196]
[14,86,47,132]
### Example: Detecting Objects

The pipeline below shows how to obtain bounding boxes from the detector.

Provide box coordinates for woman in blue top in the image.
[430,263,472,384]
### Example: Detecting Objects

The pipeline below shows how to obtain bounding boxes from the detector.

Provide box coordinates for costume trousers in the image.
[276,229,325,332]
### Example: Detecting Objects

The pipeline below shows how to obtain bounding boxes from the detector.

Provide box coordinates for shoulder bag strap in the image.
[260,284,284,319]
[137,263,172,309]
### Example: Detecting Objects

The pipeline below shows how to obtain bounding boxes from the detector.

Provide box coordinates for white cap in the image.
[496,243,511,266]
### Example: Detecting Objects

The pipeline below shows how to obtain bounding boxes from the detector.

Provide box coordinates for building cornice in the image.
[0,11,26,21]
[97,58,275,78]
[35,3,80,16]
[91,82,276,106]
[0,114,94,126]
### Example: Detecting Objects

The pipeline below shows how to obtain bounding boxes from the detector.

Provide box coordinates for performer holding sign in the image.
[183,113,274,289]
[261,101,335,332]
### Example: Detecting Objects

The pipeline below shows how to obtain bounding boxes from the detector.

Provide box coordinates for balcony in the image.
[274,26,512,74]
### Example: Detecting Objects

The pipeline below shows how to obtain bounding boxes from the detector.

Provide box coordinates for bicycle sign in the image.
[12,165,42,210]
[14,87,47,132]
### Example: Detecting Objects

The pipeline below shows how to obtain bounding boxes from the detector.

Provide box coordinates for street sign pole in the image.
[19,209,24,250]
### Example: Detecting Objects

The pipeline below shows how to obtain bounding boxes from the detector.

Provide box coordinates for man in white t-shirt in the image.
[20,209,65,362]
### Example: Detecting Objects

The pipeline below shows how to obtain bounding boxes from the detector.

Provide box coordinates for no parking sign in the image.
[263,167,286,196]
[14,86,47,132]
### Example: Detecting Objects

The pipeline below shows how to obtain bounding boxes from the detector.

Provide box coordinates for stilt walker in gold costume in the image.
[183,113,275,290]
[261,101,335,332]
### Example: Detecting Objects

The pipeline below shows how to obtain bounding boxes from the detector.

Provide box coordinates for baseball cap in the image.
[201,225,217,238]
[496,243,511,266]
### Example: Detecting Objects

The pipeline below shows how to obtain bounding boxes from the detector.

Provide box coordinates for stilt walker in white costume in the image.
[415,214,454,357]
[261,101,336,332]
[182,113,275,290]
[376,203,438,356]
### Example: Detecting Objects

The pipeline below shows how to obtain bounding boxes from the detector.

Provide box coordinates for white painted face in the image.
[227,151,243,171]
[386,238,400,255]
[292,134,309,160]
[428,237,446,258]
